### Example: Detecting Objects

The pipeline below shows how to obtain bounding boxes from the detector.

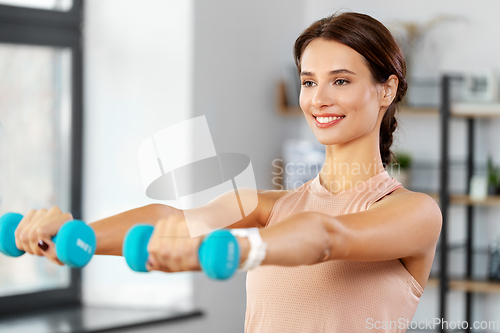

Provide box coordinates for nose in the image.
[311,84,334,110]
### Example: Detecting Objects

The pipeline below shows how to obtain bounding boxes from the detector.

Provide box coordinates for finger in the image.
[184,235,203,271]
[178,223,200,271]
[147,218,168,272]
[28,207,64,256]
[36,212,73,261]
[168,221,186,272]
[173,215,201,271]
[21,209,47,255]
[45,254,64,266]
[14,209,36,251]
[158,218,180,272]
[145,257,155,272]
[36,210,72,255]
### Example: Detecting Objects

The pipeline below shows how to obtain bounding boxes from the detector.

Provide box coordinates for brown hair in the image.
[294,12,407,167]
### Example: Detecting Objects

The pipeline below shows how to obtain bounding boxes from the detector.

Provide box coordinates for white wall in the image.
[304,0,500,325]
[306,0,500,74]
[191,0,308,190]
[190,0,305,331]
[82,0,195,310]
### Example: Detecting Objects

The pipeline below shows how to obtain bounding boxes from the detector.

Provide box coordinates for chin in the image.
[310,121,371,147]
[305,119,353,146]
[314,134,343,146]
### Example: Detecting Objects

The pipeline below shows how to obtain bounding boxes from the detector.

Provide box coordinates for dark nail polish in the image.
[38,240,49,251]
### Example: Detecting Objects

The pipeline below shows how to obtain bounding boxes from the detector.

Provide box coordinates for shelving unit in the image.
[439,75,500,332]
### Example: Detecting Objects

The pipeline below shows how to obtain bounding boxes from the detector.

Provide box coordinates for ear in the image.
[380,74,399,107]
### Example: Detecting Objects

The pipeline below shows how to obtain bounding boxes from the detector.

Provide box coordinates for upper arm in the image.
[227,189,289,228]
[330,192,442,262]
[181,188,289,231]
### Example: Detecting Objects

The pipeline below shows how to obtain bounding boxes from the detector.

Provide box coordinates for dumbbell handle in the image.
[0,212,96,268]
[123,225,240,280]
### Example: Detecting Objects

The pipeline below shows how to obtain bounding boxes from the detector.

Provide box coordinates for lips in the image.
[313,114,345,128]
[313,113,345,117]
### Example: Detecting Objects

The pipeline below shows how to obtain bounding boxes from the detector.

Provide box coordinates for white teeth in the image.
[316,116,344,123]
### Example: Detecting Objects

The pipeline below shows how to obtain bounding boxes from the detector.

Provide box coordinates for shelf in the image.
[450,279,500,293]
[426,277,440,288]
[426,192,500,206]
[451,194,500,206]
[452,103,500,118]
[400,104,500,118]
[399,106,439,115]
[276,80,302,116]
[426,278,500,293]
[435,243,488,253]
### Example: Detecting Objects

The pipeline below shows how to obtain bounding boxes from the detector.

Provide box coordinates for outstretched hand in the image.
[145,214,251,274]
[14,206,73,266]
[145,214,204,273]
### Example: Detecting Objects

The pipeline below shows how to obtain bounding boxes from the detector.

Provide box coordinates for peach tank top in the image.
[245,170,424,332]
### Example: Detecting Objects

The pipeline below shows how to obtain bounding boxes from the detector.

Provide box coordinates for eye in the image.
[302,80,316,88]
[334,79,349,86]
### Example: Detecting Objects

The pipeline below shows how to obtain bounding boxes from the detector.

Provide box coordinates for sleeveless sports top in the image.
[245,170,424,332]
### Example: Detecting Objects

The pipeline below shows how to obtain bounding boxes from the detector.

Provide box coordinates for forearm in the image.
[90,204,183,256]
[258,212,348,266]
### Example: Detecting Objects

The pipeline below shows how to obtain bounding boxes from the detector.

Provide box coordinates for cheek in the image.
[342,84,373,108]
[345,85,379,120]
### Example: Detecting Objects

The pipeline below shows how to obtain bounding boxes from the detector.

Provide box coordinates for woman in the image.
[14,12,441,332]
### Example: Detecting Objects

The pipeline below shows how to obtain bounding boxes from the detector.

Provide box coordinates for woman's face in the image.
[299,38,392,146]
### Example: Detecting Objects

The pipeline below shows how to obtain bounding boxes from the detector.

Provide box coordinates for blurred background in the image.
[1,0,500,332]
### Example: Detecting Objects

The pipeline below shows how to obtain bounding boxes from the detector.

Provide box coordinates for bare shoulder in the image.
[370,187,443,238]
[371,187,437,210]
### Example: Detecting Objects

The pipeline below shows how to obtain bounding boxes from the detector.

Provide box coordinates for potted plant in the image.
[487,156,500,195]
[388,152,412,188]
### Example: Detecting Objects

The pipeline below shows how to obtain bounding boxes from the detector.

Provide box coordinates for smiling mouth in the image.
[314,115,345,124]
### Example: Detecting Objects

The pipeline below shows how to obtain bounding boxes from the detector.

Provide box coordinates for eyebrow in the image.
[300,69,356,76]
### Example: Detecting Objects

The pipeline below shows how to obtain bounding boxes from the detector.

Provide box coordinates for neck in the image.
[318,131,385,194]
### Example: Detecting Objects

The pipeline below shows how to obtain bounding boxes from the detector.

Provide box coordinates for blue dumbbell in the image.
[123,224,240,280]
[0,212,96,268]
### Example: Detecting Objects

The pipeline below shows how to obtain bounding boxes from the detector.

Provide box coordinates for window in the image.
[0,0,72,11]
[0,44,72,297]
[0,0,83,314]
